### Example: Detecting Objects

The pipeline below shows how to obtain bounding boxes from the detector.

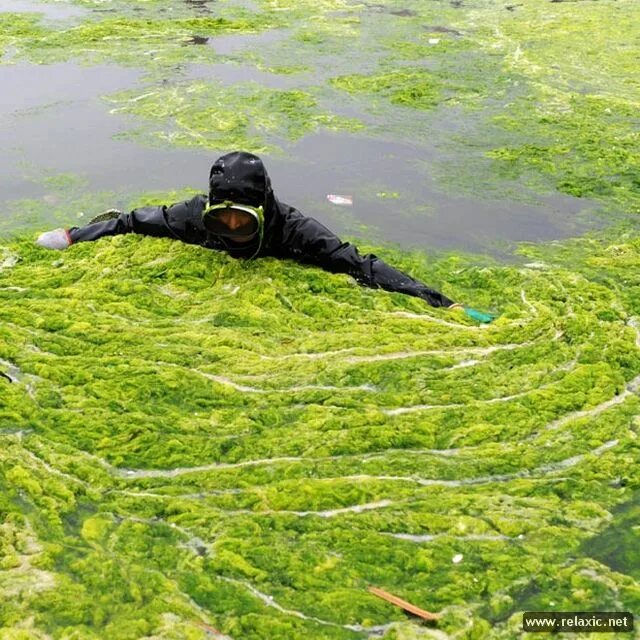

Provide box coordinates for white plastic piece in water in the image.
[452,553,463,564]
[327,194,353,206]
[429,38,440,44]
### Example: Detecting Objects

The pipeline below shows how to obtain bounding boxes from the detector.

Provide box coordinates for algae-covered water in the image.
[3,0,631,254]
[1,1,639,639]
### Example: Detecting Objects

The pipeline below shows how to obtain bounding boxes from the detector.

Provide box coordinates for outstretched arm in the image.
[68,206,177,244]
[70,206,178,247]
[36,206,175,249]
[277,210,455,308]
[36,198,207,249]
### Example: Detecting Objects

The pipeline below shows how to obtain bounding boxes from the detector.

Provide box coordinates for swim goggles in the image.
[202,200,264,240]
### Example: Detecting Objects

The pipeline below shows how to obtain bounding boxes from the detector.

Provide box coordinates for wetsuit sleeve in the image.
[278,211,454,308]
[67,197,209,245]
[67,206,180,244]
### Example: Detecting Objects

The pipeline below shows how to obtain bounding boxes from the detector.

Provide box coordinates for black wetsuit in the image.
[69,151,453,308]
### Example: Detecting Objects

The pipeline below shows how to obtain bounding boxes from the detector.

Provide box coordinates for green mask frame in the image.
[202,200,265,259]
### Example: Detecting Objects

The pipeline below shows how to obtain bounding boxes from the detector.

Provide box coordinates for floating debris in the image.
[368,586,440,621]
[327,194,353,206]
[183,35,210,45]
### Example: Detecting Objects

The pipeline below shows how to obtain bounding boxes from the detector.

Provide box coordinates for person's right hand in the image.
[36,228,72,250]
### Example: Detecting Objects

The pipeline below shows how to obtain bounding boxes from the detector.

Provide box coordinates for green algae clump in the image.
[2,12,278,68]
[107,81,363,153]
[331,69,441,111]
[2,0,640,636]
[1,220,640,638]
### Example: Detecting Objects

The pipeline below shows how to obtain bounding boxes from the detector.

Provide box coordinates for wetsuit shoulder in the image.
[166,194,208,244]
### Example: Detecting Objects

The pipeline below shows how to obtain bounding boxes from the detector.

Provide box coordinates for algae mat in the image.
[1,226,640,638]
[1,0,640,638]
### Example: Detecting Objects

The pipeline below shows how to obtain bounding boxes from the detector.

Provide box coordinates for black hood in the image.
[208,151,279,258]
[209,151,276,212]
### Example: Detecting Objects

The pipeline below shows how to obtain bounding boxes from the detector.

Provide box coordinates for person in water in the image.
[36,151,493,322]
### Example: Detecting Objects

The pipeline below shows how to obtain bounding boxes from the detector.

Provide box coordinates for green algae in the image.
[2,1,640,635]
[1,10,278,69]
[331,69,442,112]
[0,14,47,61]
[486,91,640,213]
[2,216,640,637]
[0,0,357,74]
[107,81,363,153]
[376,192,400,200]
[456,0,640,213]
[60,15,274,67]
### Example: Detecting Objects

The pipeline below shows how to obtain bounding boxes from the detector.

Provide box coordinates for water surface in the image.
[0,1,608,258]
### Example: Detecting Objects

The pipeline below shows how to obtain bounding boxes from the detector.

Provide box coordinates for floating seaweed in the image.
[1,0,639,637]
[1,218,639,637]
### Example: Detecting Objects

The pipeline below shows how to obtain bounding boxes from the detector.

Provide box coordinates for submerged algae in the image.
[107,81,363,153]
[461,0,640,213]
[330,69,442,112]
[1,11,278,68]
[584,490,640,581]
[487,91,640,213]
[4,0,637,220]
[1,218,640,638]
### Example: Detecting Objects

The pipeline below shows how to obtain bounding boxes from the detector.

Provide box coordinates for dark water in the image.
[0,4,602,258]
[582,490,640,580]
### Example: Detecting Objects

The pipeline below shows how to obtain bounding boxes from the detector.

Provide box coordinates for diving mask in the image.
[202,200,264,241]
